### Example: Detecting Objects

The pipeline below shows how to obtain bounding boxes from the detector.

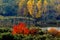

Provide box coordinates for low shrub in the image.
[0,30,59,40]
[0,28,11,33]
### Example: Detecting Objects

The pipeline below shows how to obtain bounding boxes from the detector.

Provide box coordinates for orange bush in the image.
[47,27,60,37]
[47,27,58,35]
[56,30,60,37]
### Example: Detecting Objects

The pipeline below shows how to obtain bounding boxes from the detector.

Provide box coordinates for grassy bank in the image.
[0,27,60,40]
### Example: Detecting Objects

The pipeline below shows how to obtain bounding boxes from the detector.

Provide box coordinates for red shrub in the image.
[12,25,18,35]
[18,22,26,28]
[23,27,30,35]
[12,22,38,35]
[12,22,30,35]
[30,29,38,35]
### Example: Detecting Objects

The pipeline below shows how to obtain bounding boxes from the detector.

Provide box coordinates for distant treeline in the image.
[0,0,60,27]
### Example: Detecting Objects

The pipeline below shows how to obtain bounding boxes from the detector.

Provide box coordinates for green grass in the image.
[0,27,60,40]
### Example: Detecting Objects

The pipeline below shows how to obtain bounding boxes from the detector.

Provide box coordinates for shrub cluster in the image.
[0,28,60,40]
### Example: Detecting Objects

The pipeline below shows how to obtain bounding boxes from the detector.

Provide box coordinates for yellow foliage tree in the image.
[27,0,43,18]
[44,0,48,6]
[18,0,48,18]
[43,0,48,13]
[56,4,60,15]
[27,0,34,17]
[18,0,26,9]
[35,0,48,18]
[36,0,42,18]
[36,0,42,10]
[18,0,27,16]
